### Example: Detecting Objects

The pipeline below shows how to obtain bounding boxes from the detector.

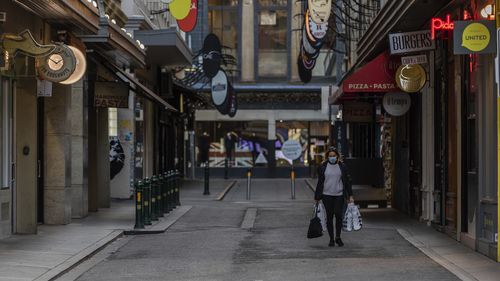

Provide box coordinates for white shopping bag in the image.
[343,203,355,232]
[352,204,363,231]
[317,202,327,232]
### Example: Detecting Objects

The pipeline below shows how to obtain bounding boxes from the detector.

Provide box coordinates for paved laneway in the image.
[73,179,459,281]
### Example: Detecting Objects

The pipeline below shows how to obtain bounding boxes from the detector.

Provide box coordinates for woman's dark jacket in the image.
[314,161,353,201]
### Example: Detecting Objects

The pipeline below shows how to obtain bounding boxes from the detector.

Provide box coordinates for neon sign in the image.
[431,14,454,40]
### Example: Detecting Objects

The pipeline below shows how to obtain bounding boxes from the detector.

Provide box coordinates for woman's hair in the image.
[324,146,343,163]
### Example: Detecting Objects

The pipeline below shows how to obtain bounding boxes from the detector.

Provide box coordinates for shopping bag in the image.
[343,203,354,232]
[352,204,363,231]
[317,202,327,232]
[307,204,323,239]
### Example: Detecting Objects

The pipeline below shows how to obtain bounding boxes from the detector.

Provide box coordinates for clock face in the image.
[47,54,64,71]
[37,45,76,83]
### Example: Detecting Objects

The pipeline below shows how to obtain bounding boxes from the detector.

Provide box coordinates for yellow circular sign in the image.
[395,64,426,93]
[462,22,490,52]
[170,0,191,20]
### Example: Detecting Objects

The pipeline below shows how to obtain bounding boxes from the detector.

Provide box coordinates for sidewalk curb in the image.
[304,179,315,192]
[124,205,193,235]
[216,181,237,201]
[35,230,124,281]
[397,229,478,281]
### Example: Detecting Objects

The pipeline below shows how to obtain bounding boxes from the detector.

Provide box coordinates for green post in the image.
[144,177,152,225]
[168,171,174,212]
[134,180,145,229]
[159,174,165,214]
[150,176,158,221]
[154,176,163,217]
[175,169,181,206]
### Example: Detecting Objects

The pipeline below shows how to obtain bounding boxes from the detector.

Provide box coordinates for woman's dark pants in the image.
[322,195,344,240]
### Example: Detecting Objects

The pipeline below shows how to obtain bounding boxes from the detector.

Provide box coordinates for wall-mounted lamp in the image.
[480,4,495,20]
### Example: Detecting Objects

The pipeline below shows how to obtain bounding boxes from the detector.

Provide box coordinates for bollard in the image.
[167,171,174,212]
[150,176,159,221]
[224,158,229,179]
[246,168,252,200]
[144,177,152,225]
[153,176,163,218]
[159,174,166,214]
[203,162,210,195]
[134,180,145,229]
[291,167,296,200]
[165,171,171,213]
[175,169,181,206]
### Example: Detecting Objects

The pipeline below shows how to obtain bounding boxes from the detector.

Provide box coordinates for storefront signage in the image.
[177,0,198,32]
[431,15,454,40]
[94,82,129,108]
[60,46,86,85]
[388,30,435,54]
[202,33,221,79]
[343,102,373,122]
[401,54,427,65]
[383,92,411,116]
[282,139,302,160]
[333,121,348,157]
[453,20,496,54]
[36,45,76,83]
[211,70,228,106]
[395,64,426,93]
[1,29,55,58]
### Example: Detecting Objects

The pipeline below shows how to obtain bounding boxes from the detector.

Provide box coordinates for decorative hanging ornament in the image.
[308,0,332,24]
[169,0,191,20]
[202,33,222,79]
[177,0,198,32]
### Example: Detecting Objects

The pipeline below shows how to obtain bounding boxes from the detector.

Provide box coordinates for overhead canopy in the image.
[134,29,193,67]
[331,52,400,104]
[105,62,177,112]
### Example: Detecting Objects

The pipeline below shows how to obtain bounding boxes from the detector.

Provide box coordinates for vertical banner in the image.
[333,121,348,158]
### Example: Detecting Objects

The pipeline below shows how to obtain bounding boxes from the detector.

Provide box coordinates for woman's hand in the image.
[349,196,354,203]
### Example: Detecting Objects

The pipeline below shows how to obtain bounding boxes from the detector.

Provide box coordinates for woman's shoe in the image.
[328,239,335,247]
[335,238,344,247]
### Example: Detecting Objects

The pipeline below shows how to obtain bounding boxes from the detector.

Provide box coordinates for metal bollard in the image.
[246,168,252,200]
[167,171,174,212]
[164,171,171,213]
[144,177,152,225]
[291,167,296,200]
[203,162,210,195]
[134,180,145,229]
[153,176,163,218]
[150,176,158,221]
[159,174,166,214]
[175,169,181,206]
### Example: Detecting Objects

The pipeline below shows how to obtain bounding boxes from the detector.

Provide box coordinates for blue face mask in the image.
[328,156,337,164]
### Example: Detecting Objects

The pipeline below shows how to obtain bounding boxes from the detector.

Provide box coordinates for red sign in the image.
[431,14,454,39]
[341,52,400,93]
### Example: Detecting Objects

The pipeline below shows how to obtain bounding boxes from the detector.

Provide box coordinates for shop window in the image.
[276,121,309,167]
[348,122,376,158]
[258,5,287,77]
[208,1,239,75]
[108,108,118,137]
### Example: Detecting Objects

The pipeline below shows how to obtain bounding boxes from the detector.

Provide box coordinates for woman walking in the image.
[315,147,354,247]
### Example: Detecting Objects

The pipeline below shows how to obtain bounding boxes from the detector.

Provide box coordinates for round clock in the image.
[37,44,76,83]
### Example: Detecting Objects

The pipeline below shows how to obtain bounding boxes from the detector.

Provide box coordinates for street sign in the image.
[281,140,302,160]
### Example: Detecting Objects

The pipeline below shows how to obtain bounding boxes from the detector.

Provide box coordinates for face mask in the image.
[328,156,337,164]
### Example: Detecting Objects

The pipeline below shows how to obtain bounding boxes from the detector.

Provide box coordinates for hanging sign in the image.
[36,44,76,83]
[177,0,198,32]
[169,0,191,20]
[383,92,411,116]
[388,30,435,54]
[401,54,427,65]
[282,139,302,160]
[202,33,222,79]
[395,64,426,93]
[60,46,87,85]
[1,29,55,58]
[308,0,332,24]
[94,82,129,108]
[211,70,228,106]
[453,20,496,54]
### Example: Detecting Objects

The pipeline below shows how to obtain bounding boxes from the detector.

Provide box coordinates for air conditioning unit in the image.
[0,12,6,22]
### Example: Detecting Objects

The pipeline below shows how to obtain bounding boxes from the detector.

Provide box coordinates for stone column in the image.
[290,0,301,82]
[70,80,88,218]
[241,0,255,82]
[44,84,72,225]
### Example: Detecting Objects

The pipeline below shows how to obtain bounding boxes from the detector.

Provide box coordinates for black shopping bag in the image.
[307,204,323,239]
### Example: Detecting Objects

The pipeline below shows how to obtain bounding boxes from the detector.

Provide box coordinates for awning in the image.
[105,62,177,112]
[331,52,400,104]
[134,29,192,67]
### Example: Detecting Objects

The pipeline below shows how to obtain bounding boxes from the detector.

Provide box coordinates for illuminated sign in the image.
[389,30,435,54]
[431,15,454,40]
